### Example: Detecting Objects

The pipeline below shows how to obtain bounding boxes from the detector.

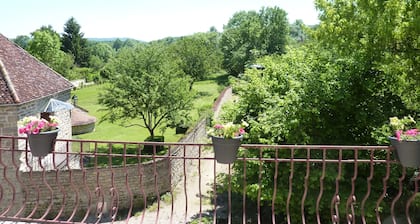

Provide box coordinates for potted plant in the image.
[18,115,60,157]
[207,121,248,164]
[388,116,420,168]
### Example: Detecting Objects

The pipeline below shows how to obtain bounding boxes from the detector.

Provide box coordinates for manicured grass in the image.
[72,73,228,142]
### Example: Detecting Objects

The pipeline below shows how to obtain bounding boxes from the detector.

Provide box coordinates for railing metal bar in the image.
[198,145,203,223]
[94,142,105,223]
[360,150,374,224]
[375,148,391,223]
[286,148,294,224]
[316,148,327,224]
[257,148,263,224]
[168,145,174,224]
[405,172,418,224]
[391,167,405,224]
[346,149,358,223]
[123,143,133,223]
[23,144,38,219]
[213,159,217,224]
[331,149,342,224]
[136,143,147,224]
[228,163,232,224]
[51,151,66,222]
[271,148,279,224]
[183,145,188,223]
[153,144,161,224]
[0,139,14,217]
[110,143,120,222]
[12,137,27,218]
[80,145,93,223]
[39,155,54,220]
[301,148,310,224]
[242,149,248,224]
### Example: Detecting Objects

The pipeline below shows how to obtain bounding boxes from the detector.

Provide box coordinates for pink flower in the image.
[239,128,246,135]
[18,127,26,134]
[214,124,223,129]
[404,129,418,136]
[18,116,60,135]
[396,130,402,141]
[32,128,40,134]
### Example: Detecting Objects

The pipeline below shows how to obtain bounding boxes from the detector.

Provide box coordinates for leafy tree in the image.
[13,35,30,49]
[61,17,89,67]
[169,32,222,89]
[99,43,194,138]
[220,6,288,75]
[289,20,309,44]
[27,28,74,76]
[315,0,420,111]
[112,38,123,51]
[87,42,115,70]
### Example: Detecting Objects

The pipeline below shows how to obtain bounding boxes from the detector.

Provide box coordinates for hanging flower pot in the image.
[28,129,59,157]
[211,135,243,164]
[387,116,420,168]
[389,137,420,168]
[18,115,60,157]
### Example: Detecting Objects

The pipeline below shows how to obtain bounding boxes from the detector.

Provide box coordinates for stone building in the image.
[0,33,74,169]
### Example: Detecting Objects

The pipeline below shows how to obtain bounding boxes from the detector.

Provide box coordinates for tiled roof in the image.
[0,34,73,105]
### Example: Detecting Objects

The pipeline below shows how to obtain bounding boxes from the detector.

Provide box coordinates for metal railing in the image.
[0,136,419,224]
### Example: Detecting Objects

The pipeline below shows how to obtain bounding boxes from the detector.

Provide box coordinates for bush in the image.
[143,136,165,154]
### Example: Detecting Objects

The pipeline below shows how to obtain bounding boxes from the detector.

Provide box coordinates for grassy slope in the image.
[72,73,229,142]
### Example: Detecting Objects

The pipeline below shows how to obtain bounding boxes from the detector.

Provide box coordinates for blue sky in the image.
[1,0,319,41]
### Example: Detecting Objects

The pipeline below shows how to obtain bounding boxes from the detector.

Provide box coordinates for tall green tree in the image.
[99,43,194,138]
[27,28,74,76]
[61,17,89,67]
[88,42,115,70]
[170,32,222,89]
[315,0,420,111]
[220,6,288,75]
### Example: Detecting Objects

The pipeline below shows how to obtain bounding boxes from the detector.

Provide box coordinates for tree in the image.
[27,28,74,76]
[87,42,115,70]
[315,0,420,110]
[112,38,123,51]
[220,6,288,75]
[289,20,309,44]
[61,17,89,67]
[99,43,195,138]
[169,32,222,89]
[13,35,30,49]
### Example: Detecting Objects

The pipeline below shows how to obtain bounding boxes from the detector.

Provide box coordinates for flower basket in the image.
[28,128,59,157]
[18,115,60,157]
[211,135,243,164]
[389,137,420,168]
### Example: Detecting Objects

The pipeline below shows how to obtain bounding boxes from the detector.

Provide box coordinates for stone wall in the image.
[18,158,172,220]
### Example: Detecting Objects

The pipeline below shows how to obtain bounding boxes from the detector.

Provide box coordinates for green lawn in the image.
[72,73,229,142]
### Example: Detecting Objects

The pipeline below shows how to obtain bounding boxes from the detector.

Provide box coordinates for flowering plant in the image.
[389,116,420,141]
[207,121,248,139]
[18,116,60,135]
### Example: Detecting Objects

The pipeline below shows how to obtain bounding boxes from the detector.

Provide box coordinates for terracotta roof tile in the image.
[0,34,73,105]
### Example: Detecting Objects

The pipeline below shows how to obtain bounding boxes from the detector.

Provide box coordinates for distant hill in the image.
[87,37,144,42]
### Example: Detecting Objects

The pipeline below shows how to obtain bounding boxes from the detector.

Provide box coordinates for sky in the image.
[1,0,319,42]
